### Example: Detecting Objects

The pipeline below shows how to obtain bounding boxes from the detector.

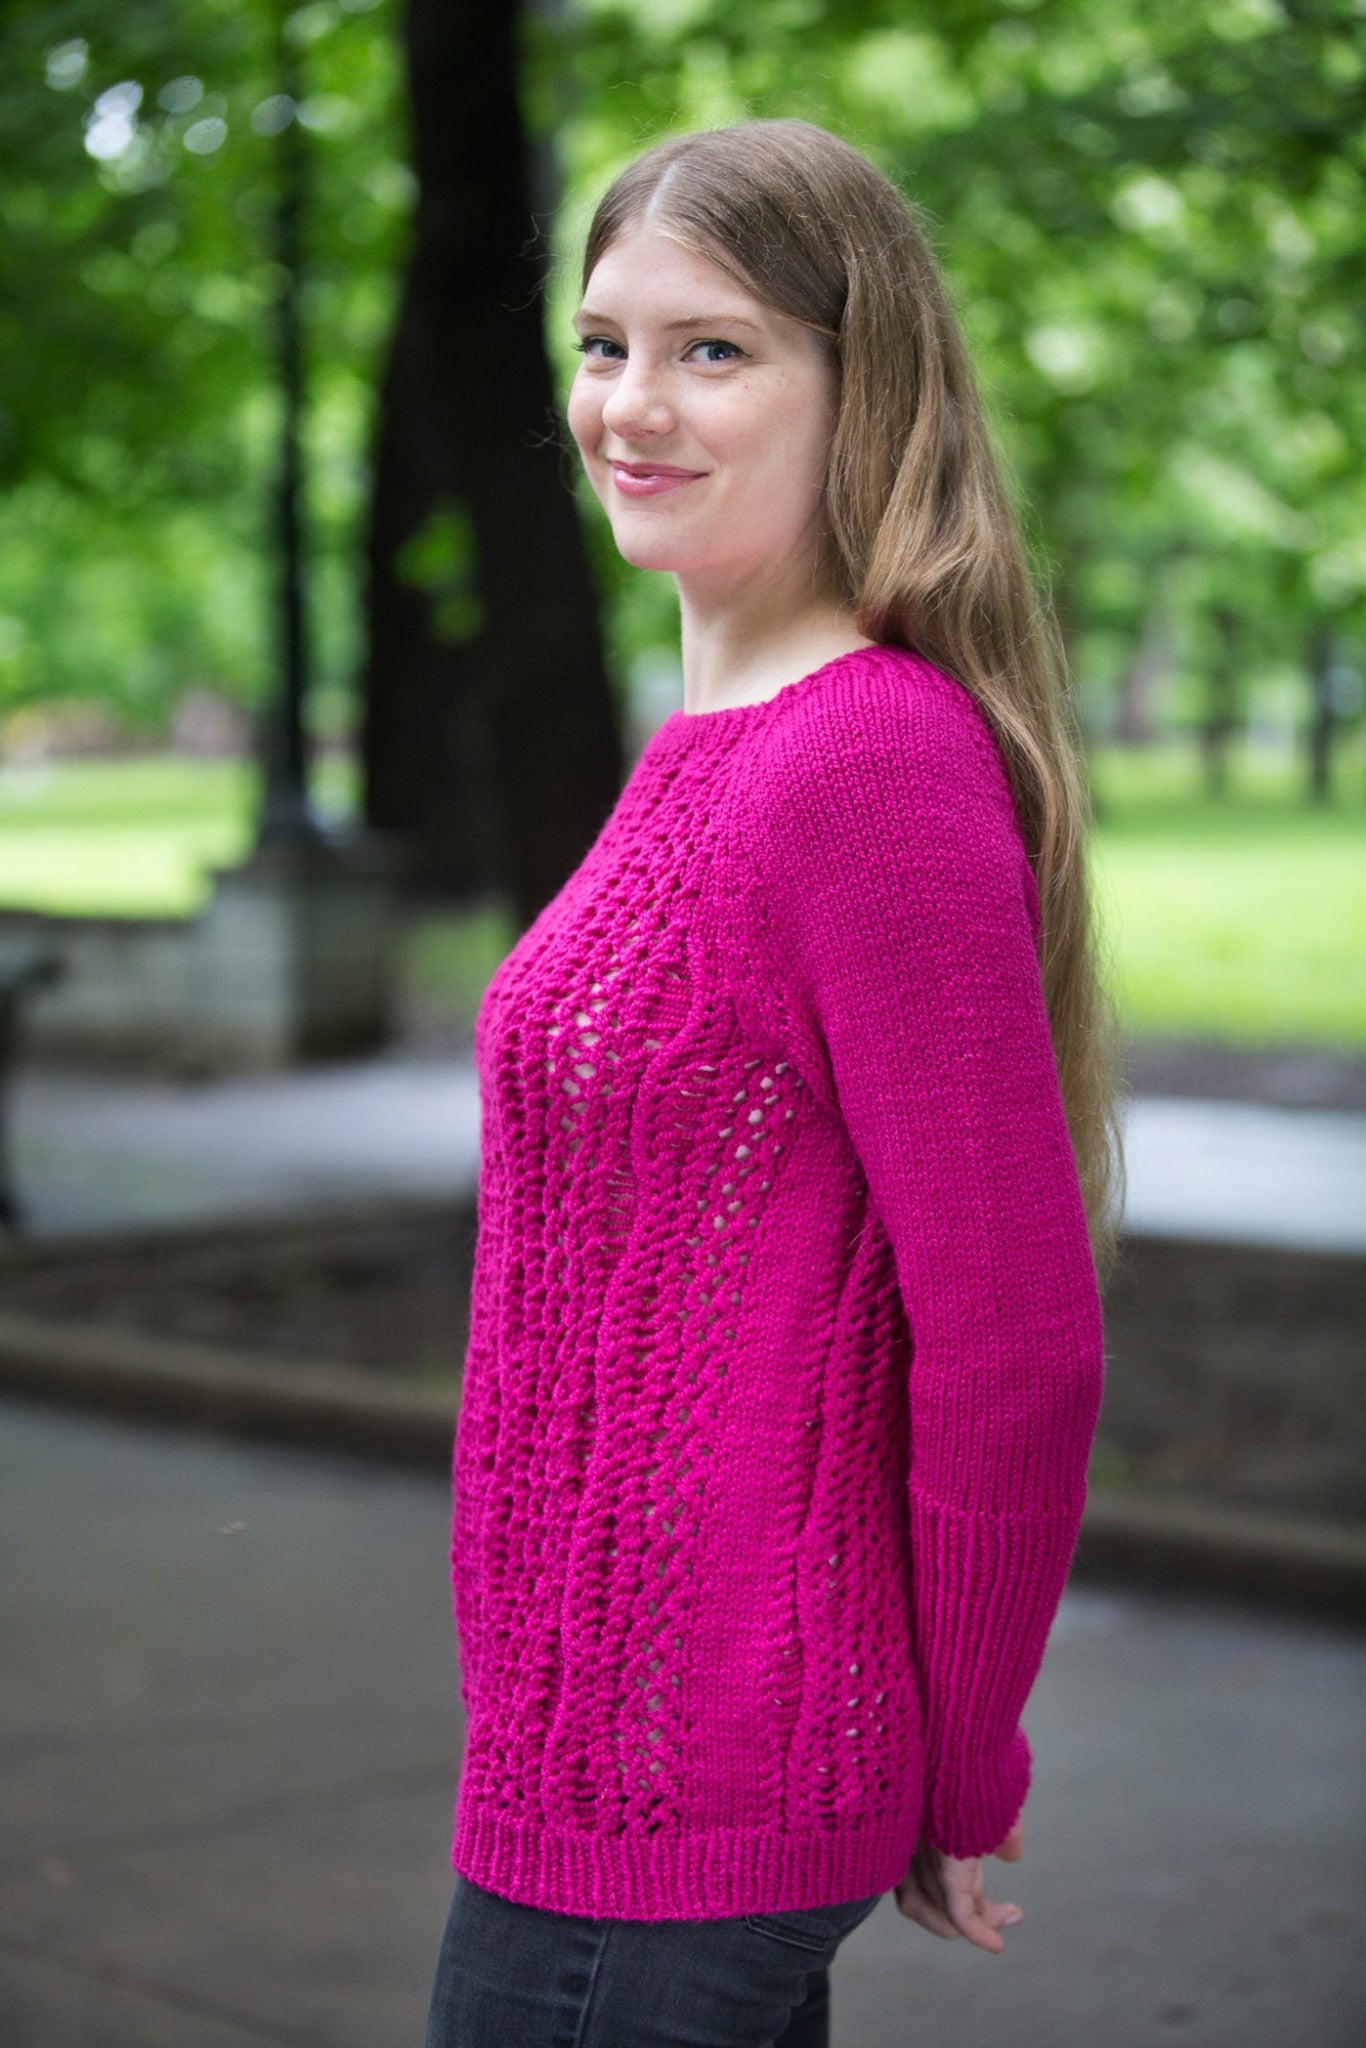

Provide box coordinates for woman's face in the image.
[567,223,839,593]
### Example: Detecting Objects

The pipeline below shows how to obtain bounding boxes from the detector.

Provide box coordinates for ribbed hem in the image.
[450,1786,923,1921]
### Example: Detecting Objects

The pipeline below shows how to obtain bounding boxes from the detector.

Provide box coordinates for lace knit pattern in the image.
[445,643,1106,1920]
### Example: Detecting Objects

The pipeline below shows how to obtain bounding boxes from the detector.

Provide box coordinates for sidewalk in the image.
[1,1398,1361,2048]
[1119,1094,1366,1253]
[11,1051,1366,1249]
[10,1054,482,1239]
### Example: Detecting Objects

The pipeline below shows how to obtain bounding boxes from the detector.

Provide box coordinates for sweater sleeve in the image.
[734,658,1107,1859]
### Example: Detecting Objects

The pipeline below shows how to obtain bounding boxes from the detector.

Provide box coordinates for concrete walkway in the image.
[1119,1094,1366,1252]
[1,1398,1362,2048]
[10,1054,1366,1249]
[9,1056,481,1240]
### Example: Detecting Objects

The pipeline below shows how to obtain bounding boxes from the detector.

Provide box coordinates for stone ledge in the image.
[0,1309,457,1468]
[1073,1489,1366,1623]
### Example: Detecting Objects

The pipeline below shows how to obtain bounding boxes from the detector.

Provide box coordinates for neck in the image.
[675,552,873,714]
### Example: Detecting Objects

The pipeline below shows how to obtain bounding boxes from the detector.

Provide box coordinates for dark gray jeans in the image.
[423,1872,884,2048]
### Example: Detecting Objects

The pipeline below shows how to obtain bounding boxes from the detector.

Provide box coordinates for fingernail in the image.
[1004,1911,1023,1926]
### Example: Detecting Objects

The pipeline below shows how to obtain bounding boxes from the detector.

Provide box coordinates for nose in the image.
[599,353,676,440]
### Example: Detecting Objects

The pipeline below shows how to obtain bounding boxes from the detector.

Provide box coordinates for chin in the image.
[609,530,693,574]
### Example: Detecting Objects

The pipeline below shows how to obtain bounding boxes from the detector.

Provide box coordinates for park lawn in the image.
[0,755,352,917]
[1088,741,1366,1047]
[0,744,1361,1047]
[0,758,256,917]
[1091,833,1364,1045]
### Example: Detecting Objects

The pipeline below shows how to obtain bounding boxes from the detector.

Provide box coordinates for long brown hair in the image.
[579,118,1128,1286]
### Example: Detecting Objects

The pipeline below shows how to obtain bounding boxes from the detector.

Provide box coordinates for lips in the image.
[607,459,706,499]
[609,460,705,479]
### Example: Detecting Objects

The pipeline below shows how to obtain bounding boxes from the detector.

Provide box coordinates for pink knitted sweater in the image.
[445,642,1106,1921]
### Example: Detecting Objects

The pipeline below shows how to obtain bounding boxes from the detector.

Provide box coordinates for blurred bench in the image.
[0,948,64,1233]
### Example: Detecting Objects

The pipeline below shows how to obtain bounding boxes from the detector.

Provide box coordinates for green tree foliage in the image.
[0,0,407,727]
[1,0,1362,775]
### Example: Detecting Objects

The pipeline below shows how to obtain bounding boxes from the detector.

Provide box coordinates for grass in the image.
[0,755,353,918]
[1088,741,1366,1048]
[0,738,1362,1048]
[0,757,255,918]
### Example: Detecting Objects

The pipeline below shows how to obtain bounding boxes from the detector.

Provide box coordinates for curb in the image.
[1072,1489,1366,1623]
[0,1311,457,1469]
[2,1310,1364,1625]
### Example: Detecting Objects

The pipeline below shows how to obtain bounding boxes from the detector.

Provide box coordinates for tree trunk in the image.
[1307,622,1337,806]
[359,0,621,919]
[1199,604,1240,801]
[1114,591,1174,747]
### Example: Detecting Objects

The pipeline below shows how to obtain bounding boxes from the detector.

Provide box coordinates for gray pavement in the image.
[1118,1093,1366,1252]
[10,1054,1366,1249]
[9,1056,481,1240]
[2,1398,1363,2048]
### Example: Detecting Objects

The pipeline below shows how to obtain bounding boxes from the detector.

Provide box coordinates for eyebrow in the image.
[572,309,766,334]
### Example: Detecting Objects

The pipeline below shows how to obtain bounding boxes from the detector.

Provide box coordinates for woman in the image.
[425,117,1125,2048]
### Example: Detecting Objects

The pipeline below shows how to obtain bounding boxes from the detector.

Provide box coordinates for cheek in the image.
[566,376,601,457]
[721,382,832,504]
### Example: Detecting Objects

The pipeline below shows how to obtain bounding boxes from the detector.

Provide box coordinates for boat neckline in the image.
[656,644,896,731]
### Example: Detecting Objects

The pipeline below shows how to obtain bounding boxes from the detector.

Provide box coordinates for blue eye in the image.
[571,336,746,364]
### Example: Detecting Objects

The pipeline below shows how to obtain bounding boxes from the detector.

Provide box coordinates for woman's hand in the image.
[893,1816,1026,1954]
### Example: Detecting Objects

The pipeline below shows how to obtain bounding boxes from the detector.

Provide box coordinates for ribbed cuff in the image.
[909,1486,1083,1857]
[921,1723,1032,1859]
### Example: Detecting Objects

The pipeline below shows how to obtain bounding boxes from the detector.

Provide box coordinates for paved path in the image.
[1118,1094,1366,1252]
[10,1056,481,1239]
[1,1399,1362,2048]
[11,1056,1366,1249]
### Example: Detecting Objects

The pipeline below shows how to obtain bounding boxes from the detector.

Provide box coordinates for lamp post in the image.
[255,2,327,852]
[184,2,404,1069]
